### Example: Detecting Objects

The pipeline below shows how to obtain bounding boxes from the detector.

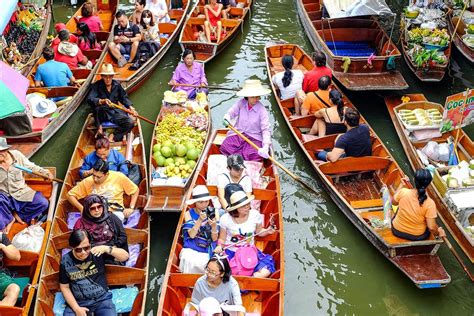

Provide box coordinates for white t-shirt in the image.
[217,172,252,193]
[271,69,304,100]
[146,0,170,22]
[219,209,263,252]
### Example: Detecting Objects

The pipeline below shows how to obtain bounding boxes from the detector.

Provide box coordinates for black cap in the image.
[227,154,245,170]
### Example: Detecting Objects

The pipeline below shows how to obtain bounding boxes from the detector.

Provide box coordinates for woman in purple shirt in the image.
[169,49,208,99]
[221,80,272,161]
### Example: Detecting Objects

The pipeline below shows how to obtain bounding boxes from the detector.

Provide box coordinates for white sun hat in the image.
[28,94,57,118]
[236,79,271,97]
[199,297,222,316]
[226,190,254,211]
[186,185,214,205]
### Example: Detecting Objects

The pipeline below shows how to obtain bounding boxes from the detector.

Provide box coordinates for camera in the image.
[206,207,216,220]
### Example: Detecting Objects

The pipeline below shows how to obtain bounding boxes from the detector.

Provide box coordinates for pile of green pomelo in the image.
[153,140,200,178]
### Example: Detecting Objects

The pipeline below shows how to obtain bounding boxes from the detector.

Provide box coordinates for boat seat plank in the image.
[159,22,177,34]
[319,157,392,175]
[221,18,240,28]
[83,49,102,61]
[168,273,279,291]
[303,134,338,151]
[95,31,111,43]
[350,198,383,209]
[289,115,316,128]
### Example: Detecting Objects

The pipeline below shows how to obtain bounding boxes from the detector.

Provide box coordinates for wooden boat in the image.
[447,8,474,63]
[178,0,252,63]
[20,0,53,76]
[0,168,58,315]
[400,14,451,82]
[157,129,284,315]
[4,0,118,159]
[295,0,408,91]
[95,0,191,93]
[34,115,150,315]
[146,102,212,212]
[385,94,474,263]
[265,43,450,288]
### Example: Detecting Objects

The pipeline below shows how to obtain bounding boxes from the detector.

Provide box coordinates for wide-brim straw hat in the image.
[58,42,79,57]
[226,190,254,211]
[236,79,271,97]
[186,185,214,205]
[0,137,11,151]
[98,63,118,76]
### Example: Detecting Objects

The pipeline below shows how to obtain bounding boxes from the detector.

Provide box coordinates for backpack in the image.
[224,182,244,206]
[229,245,258,276]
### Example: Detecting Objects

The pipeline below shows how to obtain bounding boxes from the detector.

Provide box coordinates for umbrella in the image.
[0,0,17,35]
[0,61,29,119]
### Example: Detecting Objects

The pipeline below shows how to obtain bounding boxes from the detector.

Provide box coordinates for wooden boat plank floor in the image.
[392,254,450,283]
[333,71,408,91]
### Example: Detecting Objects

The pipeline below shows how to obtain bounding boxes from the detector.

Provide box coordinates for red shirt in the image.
[79,15,102,33]
[53,44,86,70]
[51,34,78,48]
[302,65,332,93]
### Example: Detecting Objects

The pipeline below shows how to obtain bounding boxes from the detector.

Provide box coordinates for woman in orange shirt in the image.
[391,169,446,241]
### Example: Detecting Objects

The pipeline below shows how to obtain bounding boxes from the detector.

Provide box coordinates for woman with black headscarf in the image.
[74,194,129,265]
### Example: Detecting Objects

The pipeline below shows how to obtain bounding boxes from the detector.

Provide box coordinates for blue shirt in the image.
[34,60,72,87]
[79,149,129,178]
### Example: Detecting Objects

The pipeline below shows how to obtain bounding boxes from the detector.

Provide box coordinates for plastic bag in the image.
[421,141,439,161]
[12,225,45,253]
[438,143,450,161]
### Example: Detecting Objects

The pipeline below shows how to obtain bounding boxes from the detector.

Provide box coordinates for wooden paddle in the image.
[224,120,319,195]
[442,236,474,282]
[106,100,155,125]
[169,83,240,91]
[14,164,64,183]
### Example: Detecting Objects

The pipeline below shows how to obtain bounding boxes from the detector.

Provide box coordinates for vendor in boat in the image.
[87,63,137,143]
[214,189,276,278]
[67,160,139,221]
[59,229,119,315]
[131,0,146,25]
[54,30,90,70]
[204,0,224,43]
[78,1,104,33]
[221,79,271,161]
[271,54,304,108]
[0,138,52,233]
[79,135,129,178]
[391,169,446,241]
[301,75,331,117]
[191,256,242,306]
[108,10,142,68]
[74,194,129,265]
[34,47,77,88]
[217,154,252,210]
[295,51,332,115]
[169,49,208,99]
[316,107,371,162]
[308,88,347,136]
[0,234,21,306]
[180,186,220,274]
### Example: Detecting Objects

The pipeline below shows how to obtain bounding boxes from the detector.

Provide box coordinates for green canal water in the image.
[35,0,474,314]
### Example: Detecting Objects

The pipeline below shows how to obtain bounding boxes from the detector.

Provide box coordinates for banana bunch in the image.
[18,9,39,27]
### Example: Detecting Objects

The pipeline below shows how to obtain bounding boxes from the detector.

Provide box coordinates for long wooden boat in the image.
[265,43,450,288]
[146,101,212,212]
[400,14,451,82]
[157,129,284,315]
[178,0,252,63]
[95,0,191,93]
[34,115,150,315]
[295,0,408,91]
[385,94,474,263]
[447,8,474,63]
[4,0,118,159]
[20,0,53,76]
[0,168,58,315]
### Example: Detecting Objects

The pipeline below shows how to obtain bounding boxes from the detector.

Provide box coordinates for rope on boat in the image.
[342,56,351,73]
[327,18,338,56]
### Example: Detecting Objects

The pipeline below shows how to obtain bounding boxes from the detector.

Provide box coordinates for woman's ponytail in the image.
[281,55,294,88]
[414,169,432,206]
[329,89,344,120]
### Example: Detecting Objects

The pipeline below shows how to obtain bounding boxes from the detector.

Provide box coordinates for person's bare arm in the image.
[34,80,43,87]
[426,218,446,237]
[0,244,20,261]
[326,147,345,162]
[67,194,84,212]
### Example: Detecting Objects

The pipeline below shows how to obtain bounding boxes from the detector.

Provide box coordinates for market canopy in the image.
[0,61,28,119]
[0,0,18,35]
[323,0,394,18]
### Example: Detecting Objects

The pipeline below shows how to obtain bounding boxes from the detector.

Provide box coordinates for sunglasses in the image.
[73,245,91,254]
[89,205,103,212]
